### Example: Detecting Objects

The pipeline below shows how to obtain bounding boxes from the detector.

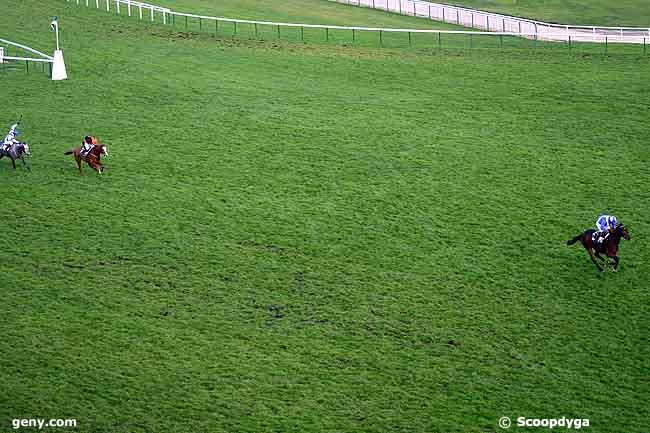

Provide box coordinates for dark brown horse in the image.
[567,224,630,272]
[64,143,109,175]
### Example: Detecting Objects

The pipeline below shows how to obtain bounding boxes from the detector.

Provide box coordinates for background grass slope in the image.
[133,0,650,28]
[445,0,650,27]
[1,1,649,433]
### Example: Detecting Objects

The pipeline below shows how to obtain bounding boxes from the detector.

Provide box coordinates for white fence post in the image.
[116,0,120,14]
[128,1,131,16]
[106,0,109,12]
[0,47,4,64]
[150,6,154,21]
[95,0,99,8]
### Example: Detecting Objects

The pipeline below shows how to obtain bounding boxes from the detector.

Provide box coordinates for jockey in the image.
[81,135,97,156]
[595,214,617,244]
[2,124,21,151]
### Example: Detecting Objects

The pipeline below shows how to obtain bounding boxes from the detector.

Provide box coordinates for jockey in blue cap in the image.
[2,123,20,152]
[595,214,617,244]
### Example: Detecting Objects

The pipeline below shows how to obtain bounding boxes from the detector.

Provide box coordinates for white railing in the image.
[0,38,54,64]
[332,0,650,43]
[64,0,650,45]
[68,0,171,23]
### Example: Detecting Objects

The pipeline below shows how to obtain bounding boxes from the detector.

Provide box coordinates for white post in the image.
[0,47,4,64]
[116,0,120,14]
[620,28,623,40]
[95,0,99,8]
[86,0,89,6]
[163,11,166,24]
[106,0,109,12]
[150,6,154,21]
[51,18,61,51]
[593,27,596,42]
[139,5,143,19]
[127,1,131,16]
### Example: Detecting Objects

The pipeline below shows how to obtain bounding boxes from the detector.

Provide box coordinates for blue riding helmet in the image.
[13,129,20,136]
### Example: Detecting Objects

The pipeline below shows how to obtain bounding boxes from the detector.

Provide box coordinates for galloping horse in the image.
[567,224,630,272]
[64,143,109,174]
[0,141,31,170]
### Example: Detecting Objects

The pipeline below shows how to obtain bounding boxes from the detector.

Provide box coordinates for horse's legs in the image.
[611,255,620,272]
[90,159,103,175]
[587,248,604,272]
[10,158,16,170]
[20,156,29,171]
[75,155,83,175]
[595,252,606,262]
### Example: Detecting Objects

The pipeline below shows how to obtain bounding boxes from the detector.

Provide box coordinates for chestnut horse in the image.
[64,143,109,174]
[567,224,630,272]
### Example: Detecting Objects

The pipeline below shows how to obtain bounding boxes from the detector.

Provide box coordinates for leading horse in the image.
[64,143,109,175]
[0,142,31,170]
[567,224,630,272]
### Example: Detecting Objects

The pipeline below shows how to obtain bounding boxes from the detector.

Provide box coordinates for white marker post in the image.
[50,17,68,80]
[0,46,4,64]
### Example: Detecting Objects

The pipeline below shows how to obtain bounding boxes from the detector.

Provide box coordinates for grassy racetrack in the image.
[1,1,649,432]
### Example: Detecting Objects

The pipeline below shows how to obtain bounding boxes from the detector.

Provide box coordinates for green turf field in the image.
[446,0,650,27]
[1,1,649,432]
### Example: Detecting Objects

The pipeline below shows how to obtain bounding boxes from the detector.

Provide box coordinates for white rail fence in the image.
[64,0,650,47]
[333,0,650,44]
[0,38,54,75]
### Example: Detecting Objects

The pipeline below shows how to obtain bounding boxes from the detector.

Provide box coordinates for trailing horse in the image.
[567,224,630,272]
[0,142,31,170]
[64,143,108,175]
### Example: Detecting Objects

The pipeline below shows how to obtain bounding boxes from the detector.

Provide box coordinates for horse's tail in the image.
[566,234,582,246]
[64,150,75,155]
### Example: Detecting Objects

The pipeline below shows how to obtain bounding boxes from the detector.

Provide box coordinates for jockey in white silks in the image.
[2,124,21,151]
[595,214,617,244]
[81,135,97,156]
